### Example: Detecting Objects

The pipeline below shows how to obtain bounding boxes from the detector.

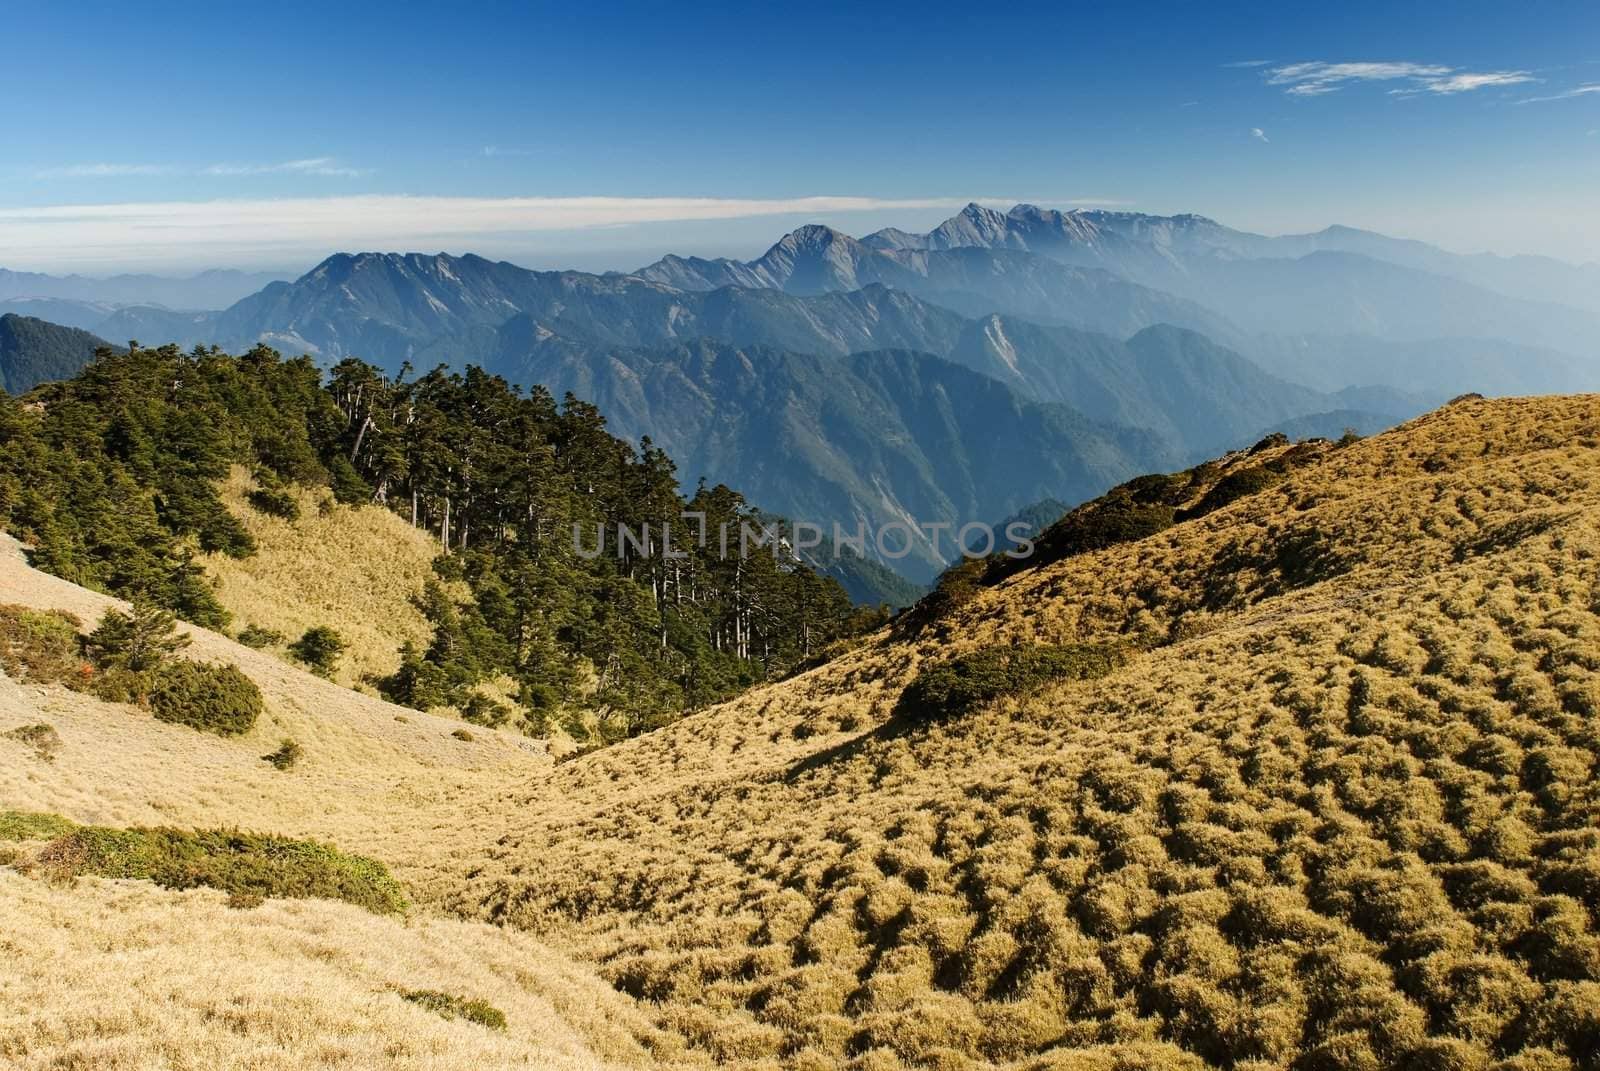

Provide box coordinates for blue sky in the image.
[4,0,1597,272]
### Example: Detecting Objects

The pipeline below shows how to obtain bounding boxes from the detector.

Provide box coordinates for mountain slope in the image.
[512,338,1173,578]
[457,394,1600,1070]
[172,254,967,369]
[5,396,1600,1069]
[0,535,695,1070]
[946,316,1345,454]
[0,313,118,393]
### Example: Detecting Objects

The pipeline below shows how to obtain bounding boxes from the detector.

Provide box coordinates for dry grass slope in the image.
[449,396,1600,1070]
[0,873,690,1071]
[4,395,1600,1070]
[200,467,442,689]
[0,535,697,1070]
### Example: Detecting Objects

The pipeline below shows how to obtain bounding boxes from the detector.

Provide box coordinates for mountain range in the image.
[0,267,289,311]
[4,202,1596,595]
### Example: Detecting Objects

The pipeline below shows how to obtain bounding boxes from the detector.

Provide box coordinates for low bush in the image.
[262,738,303,771]
[895,643,1126,722]
[236,624,284,649]
[1042,501,1176,559]
[451,727,476,742]
[898,558,993,634]
[0,604,84,685]
[0,810,77,842]
[33,820,408,915]
[461,693,512,728]
[289,625,346,677]
[400,989,508,1031]
[3,722,62,761]
[1184,466,1285,519]
[246,485,300,522]
[148,661,264,736]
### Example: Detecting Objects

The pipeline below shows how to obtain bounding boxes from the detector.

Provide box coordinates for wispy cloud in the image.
[0,194,1048,266]
[1518,83,1600,103]
[36,163,176,178]
[481,145,534,158]
[1251,127,1270,143]
[1266,61,1534,97]
[203,157,367,177]
[1223,60,1273,69]
[37,158,366,180]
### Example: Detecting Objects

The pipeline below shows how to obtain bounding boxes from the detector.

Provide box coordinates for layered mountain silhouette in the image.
[854,203,1600,376]
[7,201,1597,591]
[505,337,1177,579]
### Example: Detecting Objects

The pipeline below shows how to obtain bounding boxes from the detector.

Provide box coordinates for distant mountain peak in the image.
[928,203,1014,249]
[769,224,855,253]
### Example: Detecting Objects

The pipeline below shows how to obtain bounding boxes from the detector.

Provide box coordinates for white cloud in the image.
[1251,127,1270,143]
[1519,83,1600,104]
[204,157,367,177]
[0,194,1043,266]
[481,145,534,157]
[1267,61,1533,97]
[1222,59,1273,69]
[36,163,176,178]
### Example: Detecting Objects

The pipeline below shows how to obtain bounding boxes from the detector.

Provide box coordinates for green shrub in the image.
[0,810,77,842]
[0,604,85,685]
[148,661,264,736]
[1042,501,1176,558]
[461,693,512,728]
[87,602,190,672]
[35,822,408,915]
[262,738,303,771]
[898,557,992,634]
[1184,466,1286,519]
[236,624,284,649]
[289,625,345,677]
[895,643,1126,722]
[246,485,300,521]
[88,666,158,705]
[400,989,507,1031]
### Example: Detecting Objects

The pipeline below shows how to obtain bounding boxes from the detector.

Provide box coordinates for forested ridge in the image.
[0,343,867,739]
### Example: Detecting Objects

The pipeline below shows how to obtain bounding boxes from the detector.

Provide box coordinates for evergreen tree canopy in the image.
[0,343,862,741]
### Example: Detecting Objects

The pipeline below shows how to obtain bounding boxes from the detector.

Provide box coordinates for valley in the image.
[4,395,1599,1069]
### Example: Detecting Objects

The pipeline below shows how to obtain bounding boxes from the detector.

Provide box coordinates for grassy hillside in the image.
[4,395,1599,1069]
[454,396,1600,1069]
[201,467,442,689]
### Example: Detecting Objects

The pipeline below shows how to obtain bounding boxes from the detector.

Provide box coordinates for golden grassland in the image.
[200,467,443,689]
[3,395,1600,1069]
[0,872,690,1071]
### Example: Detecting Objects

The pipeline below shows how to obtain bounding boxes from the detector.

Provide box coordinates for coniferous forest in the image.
[0,343,868,739]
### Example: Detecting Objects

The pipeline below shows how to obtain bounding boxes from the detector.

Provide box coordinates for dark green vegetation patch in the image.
[895,642,1125,722]
[148,661,264,736]
[0,604,84,685]
[261,738,303,771]
[399,989,508,1031]
[0,810,78,842]
[8,811,408,915]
